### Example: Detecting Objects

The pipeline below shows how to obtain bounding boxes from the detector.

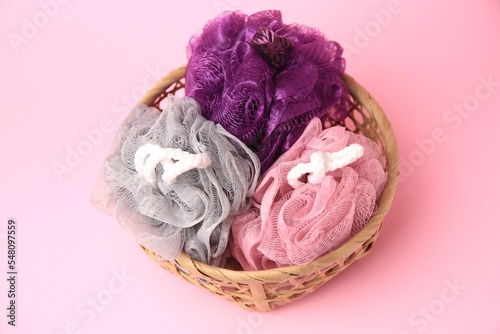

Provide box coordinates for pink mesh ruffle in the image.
[230,118,386,270]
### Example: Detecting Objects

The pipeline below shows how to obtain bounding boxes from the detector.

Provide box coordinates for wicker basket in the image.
[138,65,399,312]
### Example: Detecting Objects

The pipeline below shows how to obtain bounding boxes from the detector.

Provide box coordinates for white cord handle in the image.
[134,143,211,185]
[287,144,364,188]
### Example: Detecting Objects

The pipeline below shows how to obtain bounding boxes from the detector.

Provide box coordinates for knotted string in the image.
[134,144,212,185]
[250,27,294,68]
[287,144,364,188]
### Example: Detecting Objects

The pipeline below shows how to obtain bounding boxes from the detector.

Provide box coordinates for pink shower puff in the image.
[230,118,387,271]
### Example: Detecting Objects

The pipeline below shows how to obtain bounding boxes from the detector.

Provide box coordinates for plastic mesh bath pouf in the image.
[92,96,260,266]
[185,10,351,172]
[230,117,387,271]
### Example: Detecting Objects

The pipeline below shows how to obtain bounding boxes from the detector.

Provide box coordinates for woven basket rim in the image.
[139,65,399,283]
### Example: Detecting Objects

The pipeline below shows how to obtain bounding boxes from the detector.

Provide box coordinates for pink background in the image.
[1,0,500,333]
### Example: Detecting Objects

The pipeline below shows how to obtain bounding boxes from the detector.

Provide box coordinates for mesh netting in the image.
[230,117,386,270]
[91,96,260,265]
[185,10,350,172]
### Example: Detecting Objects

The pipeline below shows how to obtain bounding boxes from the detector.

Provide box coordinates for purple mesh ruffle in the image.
[185,10,350,172]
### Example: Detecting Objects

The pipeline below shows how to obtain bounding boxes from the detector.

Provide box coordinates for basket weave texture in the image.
[138,65,399,311]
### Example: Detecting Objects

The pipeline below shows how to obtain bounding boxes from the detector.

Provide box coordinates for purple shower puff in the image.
[185,10,350,172]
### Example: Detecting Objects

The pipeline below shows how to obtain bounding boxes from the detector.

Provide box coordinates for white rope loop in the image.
[134,143,212,185]
[287,143,364,188]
